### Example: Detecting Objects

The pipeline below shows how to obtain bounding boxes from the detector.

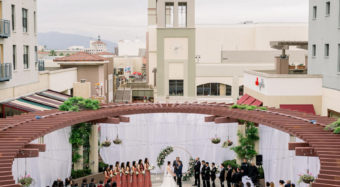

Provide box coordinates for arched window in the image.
[197,83,232,96]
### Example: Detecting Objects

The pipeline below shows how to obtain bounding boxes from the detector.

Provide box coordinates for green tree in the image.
[231,121,259,160]
[59,52,64,56]
[59,97,100,168]
[49,50,57,56]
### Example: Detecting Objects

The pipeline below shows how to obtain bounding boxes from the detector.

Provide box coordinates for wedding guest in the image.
[144,158,152,187]
[116,162,121,187]
[121,163,127,187]
[137,159,145,187]
[201,161,206,187]
[193,157,201,187]
[218,164,225,187]
[246,182,251,187]
[98,181,104,187]
[81,178,88,187]
[126,162,132,187]
[284,180,295,187]
[279,180,285,187]
[226,165,233,187]
[210,163,217,187]
[204,162,211,187]
[270,182,275,187]
[132,161,138,187]
[65,177,72,187]
[89,178,96,187]
[105,179,112,187]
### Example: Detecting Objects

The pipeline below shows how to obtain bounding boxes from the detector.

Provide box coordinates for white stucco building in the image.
[309,0,340,118]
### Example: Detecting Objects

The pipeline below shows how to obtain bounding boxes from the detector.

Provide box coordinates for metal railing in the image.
[0,63,12,82]
[0,19,10,38]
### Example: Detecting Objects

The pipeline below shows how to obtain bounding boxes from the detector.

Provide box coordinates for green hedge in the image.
[222,159,239,169]
[71,169,91,179]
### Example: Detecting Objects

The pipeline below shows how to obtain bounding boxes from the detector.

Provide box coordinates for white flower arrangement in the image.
[148,165,155,170]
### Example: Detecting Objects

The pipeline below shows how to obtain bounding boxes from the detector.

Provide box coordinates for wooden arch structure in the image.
[0,103,338,187]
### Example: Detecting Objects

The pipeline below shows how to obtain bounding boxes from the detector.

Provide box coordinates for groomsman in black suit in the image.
[219,164,226,187]
[205,162,211,187]
[226,165,233,187]
[193,157,201,187]
[210,163,217,187]
[201,161,206,187]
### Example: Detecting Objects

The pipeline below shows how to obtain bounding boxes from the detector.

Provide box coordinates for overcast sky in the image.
[37,0,308,42]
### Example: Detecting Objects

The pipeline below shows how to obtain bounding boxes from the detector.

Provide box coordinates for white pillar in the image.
[89,124,99,173]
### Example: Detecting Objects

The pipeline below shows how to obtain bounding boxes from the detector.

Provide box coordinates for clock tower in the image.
[148,0,196,102]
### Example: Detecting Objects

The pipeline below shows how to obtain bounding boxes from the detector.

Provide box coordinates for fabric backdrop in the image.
[12,127,72,187]
[99,113,238,173]
[259,125,320,187]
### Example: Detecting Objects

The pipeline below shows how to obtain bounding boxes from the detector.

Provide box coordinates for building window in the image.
[197,83,232,96]
[325,44,330,57]
[22,8,28,32]
[169,80,183,96]
[326,1,331,16]
[34,11,37,33]
[13,45,16,70]
[34,46,38,69]
[23,45,29,69]
[11,5,15,31]
[165,2,174,28]
[312,44,317,57]
[239,85,244,96]
[226,85,232,96]
[178,2,187,27]
[313,6,317,19]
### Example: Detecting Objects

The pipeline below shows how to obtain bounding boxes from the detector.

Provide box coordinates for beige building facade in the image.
[147,0,308,103]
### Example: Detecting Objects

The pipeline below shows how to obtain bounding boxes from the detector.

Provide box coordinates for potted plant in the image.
[101,138,111,147]
[19,174,33,187]
[298,173,315,184]
[113,135,122,145]
[297,64,305,70]
[289,64,296,70]
[211,136,221,144]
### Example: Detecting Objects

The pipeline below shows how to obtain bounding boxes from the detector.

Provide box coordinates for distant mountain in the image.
[38,32,117,52]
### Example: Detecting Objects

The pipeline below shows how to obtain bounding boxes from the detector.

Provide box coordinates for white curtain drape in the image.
[259,125,320,187]
[100,113,238,173]
[12,127,72,187]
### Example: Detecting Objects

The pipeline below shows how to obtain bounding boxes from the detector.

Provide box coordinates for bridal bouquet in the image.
[142,171,145,175]
[125,171,129,174]
[136,171,139,175]
[148,165,155,170]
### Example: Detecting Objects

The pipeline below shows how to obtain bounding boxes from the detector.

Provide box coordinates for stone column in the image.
[89,124,99,174]
[232,76,239,103]
[236,122,246,165]
[74,146,84,170]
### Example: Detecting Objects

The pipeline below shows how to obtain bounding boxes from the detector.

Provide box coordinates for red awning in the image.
[280,104,316,115]
[237,94,263,106]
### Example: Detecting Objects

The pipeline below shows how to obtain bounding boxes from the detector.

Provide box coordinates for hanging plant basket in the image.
[298,173,315,184]
[211,137,221,144]
[222,139,233,148]
[113,136,122,145]
[19,175,33,187]
[101,138,112,147]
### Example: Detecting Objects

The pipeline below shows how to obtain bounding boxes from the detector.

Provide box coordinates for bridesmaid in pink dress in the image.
[116,162,121,187]
[126,162,132,187]
[111,165,116,186]
[104,166,111,184]
[144,158,152,187]
[137,159,145,187]
[132,161,138,187]
[121,163,127,187]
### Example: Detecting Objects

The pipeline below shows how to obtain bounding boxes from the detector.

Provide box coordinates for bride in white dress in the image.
[160,161,177,187]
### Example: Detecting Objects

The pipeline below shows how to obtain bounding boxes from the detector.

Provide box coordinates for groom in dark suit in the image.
[173,157,180,182]
[175,160,183,187]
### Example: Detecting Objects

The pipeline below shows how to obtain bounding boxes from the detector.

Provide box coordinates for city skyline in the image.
[38,0,308,42]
